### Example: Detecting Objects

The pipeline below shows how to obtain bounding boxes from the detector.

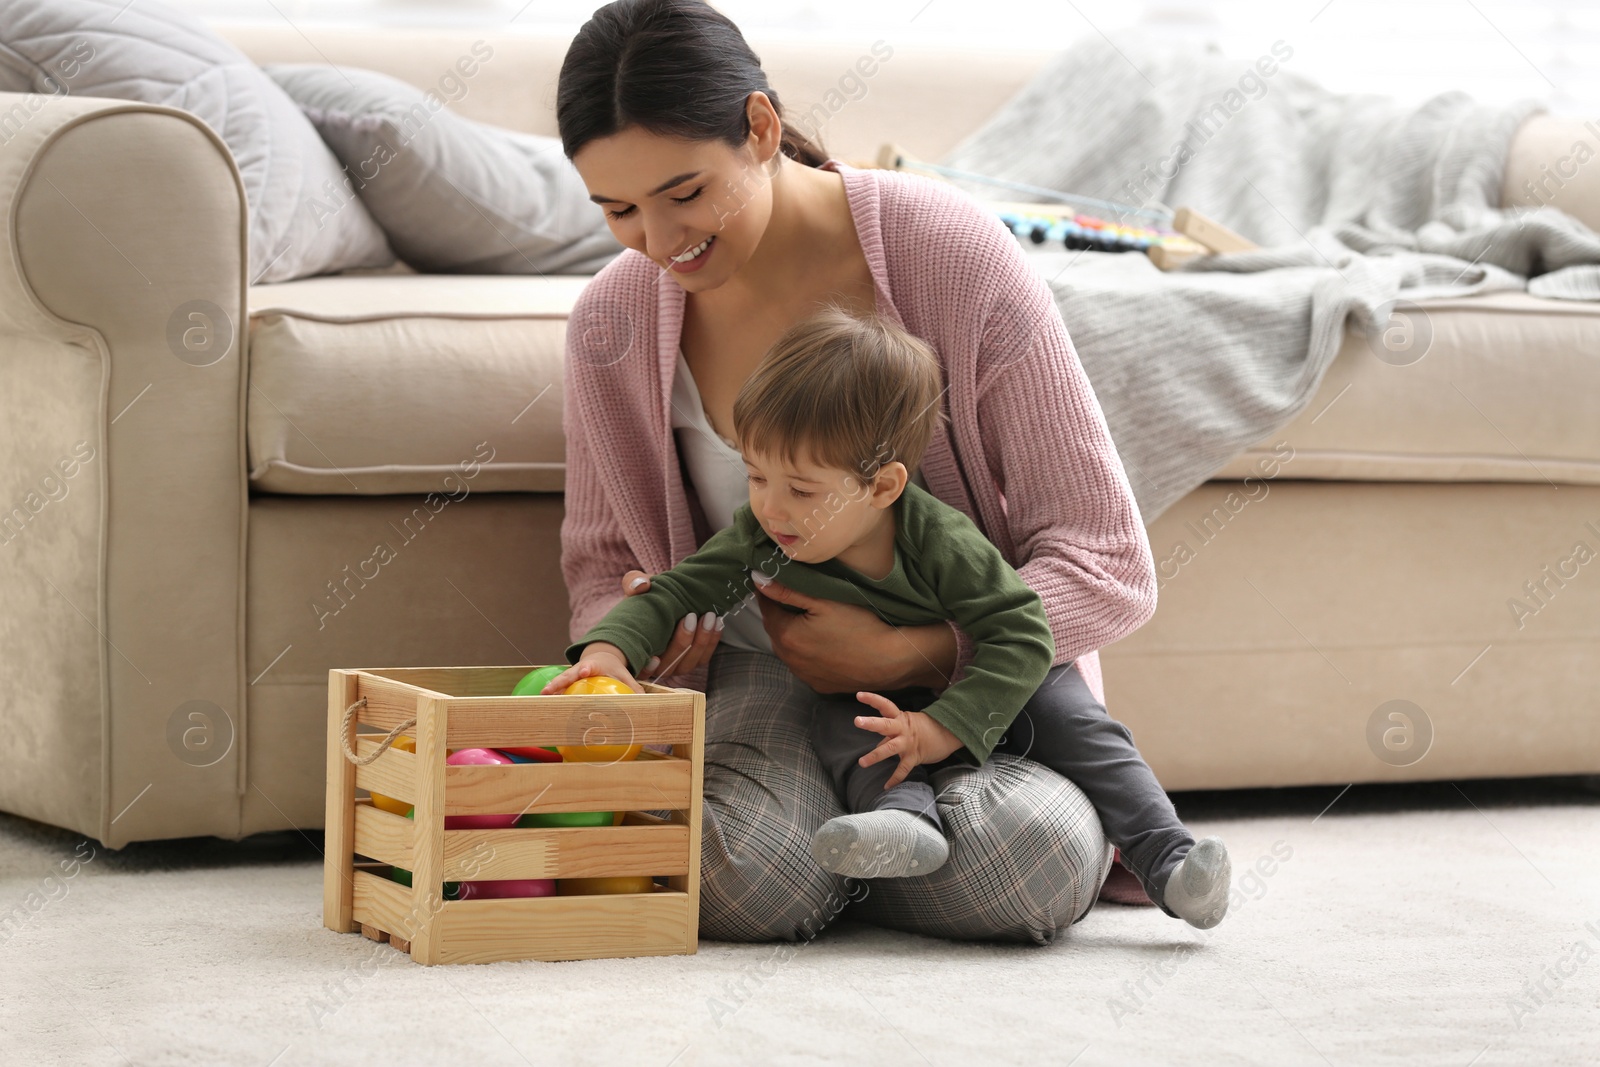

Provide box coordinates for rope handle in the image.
[339,698,417,766]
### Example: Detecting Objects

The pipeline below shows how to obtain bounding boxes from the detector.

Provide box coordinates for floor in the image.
[2,778,1598,1066]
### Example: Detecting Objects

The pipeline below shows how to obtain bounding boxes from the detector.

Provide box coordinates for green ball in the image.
[517,810,614,828]
[512,665,568,697]
[388,864,459,899]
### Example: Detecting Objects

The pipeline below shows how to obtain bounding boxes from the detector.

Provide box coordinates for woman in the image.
[555,0,1160,944]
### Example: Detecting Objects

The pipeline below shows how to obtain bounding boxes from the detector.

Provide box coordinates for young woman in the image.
[555,0,1164,944]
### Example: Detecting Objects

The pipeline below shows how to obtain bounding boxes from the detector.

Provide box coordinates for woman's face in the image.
[572,94,783,291]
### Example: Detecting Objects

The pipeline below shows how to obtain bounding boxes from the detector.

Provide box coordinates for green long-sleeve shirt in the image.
[566,483,1055,764]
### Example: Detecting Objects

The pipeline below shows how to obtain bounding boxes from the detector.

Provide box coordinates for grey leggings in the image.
[664,645,1113,945]
[811,659,1193,916]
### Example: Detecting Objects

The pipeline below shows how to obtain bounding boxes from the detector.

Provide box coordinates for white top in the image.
[669,348,774,654]
[668,346,933,657]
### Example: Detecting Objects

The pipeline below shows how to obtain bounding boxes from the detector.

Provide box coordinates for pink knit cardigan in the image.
[560,159,1158,706]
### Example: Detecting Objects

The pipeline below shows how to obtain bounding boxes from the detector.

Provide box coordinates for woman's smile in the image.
[668,234,717,273]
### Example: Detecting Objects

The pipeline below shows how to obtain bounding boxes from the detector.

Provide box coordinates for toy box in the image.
[322,666,705,964]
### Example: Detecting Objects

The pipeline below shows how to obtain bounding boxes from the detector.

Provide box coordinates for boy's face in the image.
[743,449,902,564]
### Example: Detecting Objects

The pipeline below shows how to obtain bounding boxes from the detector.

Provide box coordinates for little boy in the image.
[546,306,1232,929]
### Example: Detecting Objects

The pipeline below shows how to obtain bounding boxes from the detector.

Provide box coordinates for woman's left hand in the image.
[753,576,955,693]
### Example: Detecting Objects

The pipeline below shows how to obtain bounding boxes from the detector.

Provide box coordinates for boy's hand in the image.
[852,692,965,789]
[619,570,722,681]
[540,642,642,695]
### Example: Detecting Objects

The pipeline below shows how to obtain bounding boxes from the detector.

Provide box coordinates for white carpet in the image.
[3,779,1598,1066]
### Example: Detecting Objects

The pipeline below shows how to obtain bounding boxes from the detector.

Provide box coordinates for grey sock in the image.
[810,809,949,878]
[1161,837,1232,929]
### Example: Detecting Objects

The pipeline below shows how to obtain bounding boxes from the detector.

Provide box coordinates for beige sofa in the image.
[2,25,1596,849]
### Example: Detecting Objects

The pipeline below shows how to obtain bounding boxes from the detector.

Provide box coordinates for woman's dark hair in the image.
[557,0,829,167]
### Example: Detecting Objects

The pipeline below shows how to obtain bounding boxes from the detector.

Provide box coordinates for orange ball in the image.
[557,875,656,895]
[562,675,635,695]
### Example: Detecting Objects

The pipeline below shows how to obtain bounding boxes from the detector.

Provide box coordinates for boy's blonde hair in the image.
[732,304,946,483]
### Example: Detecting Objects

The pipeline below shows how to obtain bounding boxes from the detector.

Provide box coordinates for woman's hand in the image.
[619,570,723,682]
[753,575,958,693]
[851,692,966,788]
[540,641,642,694]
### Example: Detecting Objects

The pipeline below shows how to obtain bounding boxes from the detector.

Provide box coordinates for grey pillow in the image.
[0,0,395,284]
[265,64,623,275]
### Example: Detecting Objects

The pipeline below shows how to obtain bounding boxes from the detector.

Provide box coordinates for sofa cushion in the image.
[1211,291,1600,486]
[247,275,588,495]
[0,0,395,284]
[247,279,1600,497]
[264,64,623,276]
[219,24,1059,167]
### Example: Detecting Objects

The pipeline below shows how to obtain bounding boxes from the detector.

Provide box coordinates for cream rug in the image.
[2,779,1597,1066]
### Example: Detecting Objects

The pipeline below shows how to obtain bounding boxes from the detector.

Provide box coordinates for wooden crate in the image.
[322,665,705,965]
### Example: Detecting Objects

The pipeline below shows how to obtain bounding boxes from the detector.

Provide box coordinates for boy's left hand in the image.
[539,642,642,695]
[852,692,965,789]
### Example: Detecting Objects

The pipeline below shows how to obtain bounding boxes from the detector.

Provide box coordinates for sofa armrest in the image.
[1502,112,1600,234]
[0,92,249,847]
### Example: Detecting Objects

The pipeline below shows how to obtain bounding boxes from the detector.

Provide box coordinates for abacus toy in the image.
[868,144,1256,269]
[986,200,1202,259]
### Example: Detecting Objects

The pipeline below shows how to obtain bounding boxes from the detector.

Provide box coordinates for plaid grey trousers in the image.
[683,645,1113,945]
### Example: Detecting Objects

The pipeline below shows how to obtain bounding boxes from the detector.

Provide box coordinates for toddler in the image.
[546,305,1232,929]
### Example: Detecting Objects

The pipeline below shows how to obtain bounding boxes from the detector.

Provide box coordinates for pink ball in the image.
[455,878,557,900]
[444,748,519,830]
[446,748,514,766]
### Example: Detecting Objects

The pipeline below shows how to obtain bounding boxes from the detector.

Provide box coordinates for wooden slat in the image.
[323,670,361,933]
[433,890,692,964]
[352,801,414,869]
[442,695,693,748]
[411,695,449,965]
[443,758,692,816]
[441,824,689,880]
[1147,242,1207,271]
[352,737,417,807]
[354,672,440,731]
[351,868,418,943]
[359,666,529,697]
[666,690,705,952]
[355,666,689,699]
[1172,207,1258,254]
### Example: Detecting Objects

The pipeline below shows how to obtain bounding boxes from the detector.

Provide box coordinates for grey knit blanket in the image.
[940,37,1600,523]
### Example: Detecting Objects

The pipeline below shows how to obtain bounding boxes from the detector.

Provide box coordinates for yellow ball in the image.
[369,735,415,815]
[555,742,642,763]
[557,875,656,895]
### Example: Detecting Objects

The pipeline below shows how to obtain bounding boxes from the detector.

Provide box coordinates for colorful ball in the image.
[497,746,562,763]
[369,735,416,816]
[443,748,519,829]
[511,665,567,696]
[517,810,614,828]
[556,875,656,895]
[389,863,460,900]
[455,878,557,900]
